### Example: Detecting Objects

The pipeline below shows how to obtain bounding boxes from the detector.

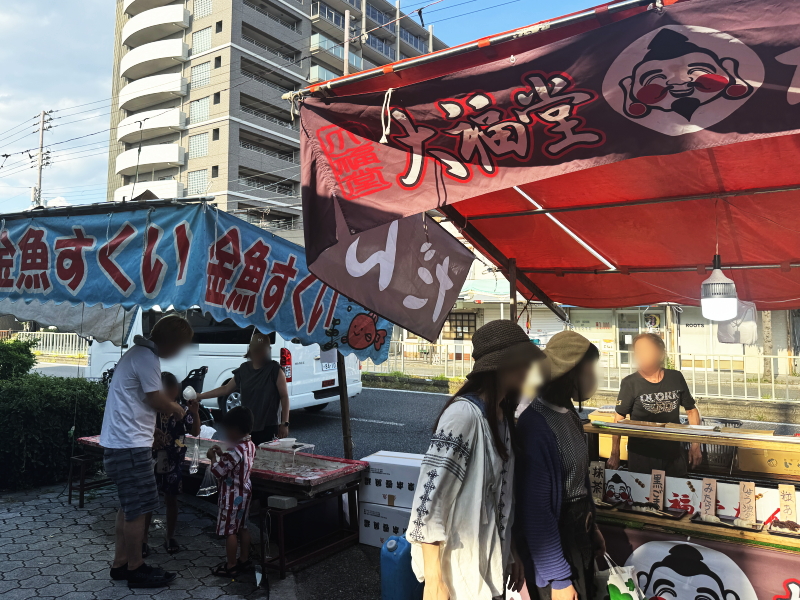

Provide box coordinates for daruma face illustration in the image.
[628,541,756,600]
[605,473,632,504]
[603,26,764,136]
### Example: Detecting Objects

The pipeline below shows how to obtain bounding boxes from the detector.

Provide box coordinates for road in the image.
[287,388,449,459]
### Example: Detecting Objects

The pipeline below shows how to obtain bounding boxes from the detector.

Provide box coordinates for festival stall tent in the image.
[0,200,392,456]
[295,0,800,595]
[297,0,800,340]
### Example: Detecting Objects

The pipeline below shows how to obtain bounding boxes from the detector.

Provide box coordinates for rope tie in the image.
[379,88,395,144]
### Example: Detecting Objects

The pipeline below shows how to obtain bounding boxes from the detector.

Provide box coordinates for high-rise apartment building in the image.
[106,0,447,231]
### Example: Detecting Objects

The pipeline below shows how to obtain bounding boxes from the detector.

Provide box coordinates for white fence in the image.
[13,332,89,358]
[361,340,475,379]
[361,342,800,401]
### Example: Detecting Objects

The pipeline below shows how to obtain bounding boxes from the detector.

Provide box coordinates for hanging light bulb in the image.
[701,254,738,321]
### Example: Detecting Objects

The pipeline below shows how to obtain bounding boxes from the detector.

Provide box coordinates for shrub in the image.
[0,374,107,491]
[0,338,37,380]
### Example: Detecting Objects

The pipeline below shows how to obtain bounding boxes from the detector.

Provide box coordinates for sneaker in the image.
[127,563,177,588]
[110,564,128,581]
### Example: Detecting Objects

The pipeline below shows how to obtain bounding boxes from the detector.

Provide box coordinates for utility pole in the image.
[33,110,52,207]
[343,9,351,75]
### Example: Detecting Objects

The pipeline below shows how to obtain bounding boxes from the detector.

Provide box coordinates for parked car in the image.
[87,307,362,415]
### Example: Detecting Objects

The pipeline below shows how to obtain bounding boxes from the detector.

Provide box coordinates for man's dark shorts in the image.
[104,448,159,521]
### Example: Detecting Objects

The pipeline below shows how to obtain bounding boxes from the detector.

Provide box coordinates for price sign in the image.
[649,469,666,510]
[701,478,717,517]
[589,461,605,503]
[739,481,756,523]
[779,484,797,521]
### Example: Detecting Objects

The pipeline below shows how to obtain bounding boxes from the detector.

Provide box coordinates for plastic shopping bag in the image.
[197,461,218,497]
[594,559,612,600]
[189,438,200,474]
[603,553,644,600]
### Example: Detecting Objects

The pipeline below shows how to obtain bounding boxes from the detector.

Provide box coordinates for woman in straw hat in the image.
[515,330,605,600]
[406,320,543,600]
[197,332,290,445]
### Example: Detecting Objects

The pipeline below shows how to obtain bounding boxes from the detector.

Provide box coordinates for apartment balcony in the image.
[399,27,428,56]
[119,73,187,111]
[324,0,362,18]
[114,180,184,202]
[310,33,362,71]
[239,140,299,164]
[122,5,190,48]
[123,0,173,16]
[242,0,301,33]
[120,39,189,80]
[311,2,346,38]
[309,64,342,84]
[117,108,186,143]
[240,105,299,132]
[366,3,396,37]
[363,34,395,62]
[116,144,185,176]
[239,69,294,95]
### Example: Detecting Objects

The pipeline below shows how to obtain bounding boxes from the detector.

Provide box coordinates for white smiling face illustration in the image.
[603,26,764,136]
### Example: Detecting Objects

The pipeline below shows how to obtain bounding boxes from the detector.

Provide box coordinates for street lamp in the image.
[701,254,738,321]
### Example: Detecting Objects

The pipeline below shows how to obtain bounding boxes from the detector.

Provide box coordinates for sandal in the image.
[164,539,180,555]
[211,561,241,578]
[237,558,254,572]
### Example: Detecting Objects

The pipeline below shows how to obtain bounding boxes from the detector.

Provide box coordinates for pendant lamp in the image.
[701,254,738,321]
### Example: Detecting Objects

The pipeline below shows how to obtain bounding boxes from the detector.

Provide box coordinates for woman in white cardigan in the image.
[407,320,544,600]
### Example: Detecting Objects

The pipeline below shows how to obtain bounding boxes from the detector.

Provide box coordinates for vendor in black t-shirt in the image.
[607,333,702,476]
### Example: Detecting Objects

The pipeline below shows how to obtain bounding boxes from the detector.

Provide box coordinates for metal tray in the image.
[613,502,688,520]
[690,513,764,532]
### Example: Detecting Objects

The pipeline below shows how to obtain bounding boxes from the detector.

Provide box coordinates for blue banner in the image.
[0,203,392,363]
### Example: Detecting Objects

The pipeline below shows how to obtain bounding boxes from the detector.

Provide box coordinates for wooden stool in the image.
[68,454,112,508]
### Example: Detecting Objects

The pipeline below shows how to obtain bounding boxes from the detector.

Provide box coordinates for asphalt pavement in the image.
[284,389,450,460]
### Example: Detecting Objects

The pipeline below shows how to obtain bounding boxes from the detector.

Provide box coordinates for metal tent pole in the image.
[509,258,517,323]
[337,351,354,459]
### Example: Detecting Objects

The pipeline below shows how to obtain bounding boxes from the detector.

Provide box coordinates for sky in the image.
[0,0,593,214]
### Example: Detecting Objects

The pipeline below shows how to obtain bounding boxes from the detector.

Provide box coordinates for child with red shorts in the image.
[207,406,257,577]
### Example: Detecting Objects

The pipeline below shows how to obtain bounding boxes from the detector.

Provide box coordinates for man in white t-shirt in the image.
[100,315,193,589]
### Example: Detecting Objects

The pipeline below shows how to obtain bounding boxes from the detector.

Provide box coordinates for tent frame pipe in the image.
[438,205,568,322]
[289,0,652,98]
[467,183,800,221]
[521,263,800,275]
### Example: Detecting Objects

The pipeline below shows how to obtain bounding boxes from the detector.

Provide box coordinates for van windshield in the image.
[142,308,273,345]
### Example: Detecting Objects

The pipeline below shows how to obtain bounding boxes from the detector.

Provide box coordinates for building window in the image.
[190,62,211,89]
[194,0,213,19]
[187,169,208,195]
[192,27,212,55]
[213,91,221,104]
[442,312,477,341]
[212,128,220,141]
[216,20,223,33]
[211,166,219,178]
[188,132,209,158]
[189,96,209,123]
[214,56,222,68]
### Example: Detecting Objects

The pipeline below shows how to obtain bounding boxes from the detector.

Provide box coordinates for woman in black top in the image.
[198,333,290,445]
[607,333,702,476]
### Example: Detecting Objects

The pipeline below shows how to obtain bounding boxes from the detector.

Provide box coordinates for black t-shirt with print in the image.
[615,369,696,458]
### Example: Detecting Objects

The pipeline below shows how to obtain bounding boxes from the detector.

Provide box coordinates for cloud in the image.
[0,1,114,214]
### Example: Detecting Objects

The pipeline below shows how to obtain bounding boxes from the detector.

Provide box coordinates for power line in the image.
[0,116,37,140]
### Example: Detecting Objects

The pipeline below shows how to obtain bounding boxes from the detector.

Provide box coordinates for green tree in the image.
[0,338,37,380]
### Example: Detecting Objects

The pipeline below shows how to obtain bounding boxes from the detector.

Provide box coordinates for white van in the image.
[87,307,362,414]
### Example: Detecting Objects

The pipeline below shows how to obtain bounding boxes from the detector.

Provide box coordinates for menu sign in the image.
[739,481,756,523]
[778,484,797,521]
[702,478,718,516]
[650,469,665,510]
[590,461,605,504]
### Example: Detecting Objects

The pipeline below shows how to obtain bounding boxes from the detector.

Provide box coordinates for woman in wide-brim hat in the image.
[407,320,543,600]
[515,330,606,600]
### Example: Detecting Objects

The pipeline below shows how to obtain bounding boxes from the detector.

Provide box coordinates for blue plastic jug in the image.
[381,536,424,600]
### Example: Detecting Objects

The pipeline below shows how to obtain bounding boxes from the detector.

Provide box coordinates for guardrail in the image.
[13,331,89,358]
[361,342,800,401]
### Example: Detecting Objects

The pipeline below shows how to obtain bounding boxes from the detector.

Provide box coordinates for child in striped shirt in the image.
[207,406,257,577]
